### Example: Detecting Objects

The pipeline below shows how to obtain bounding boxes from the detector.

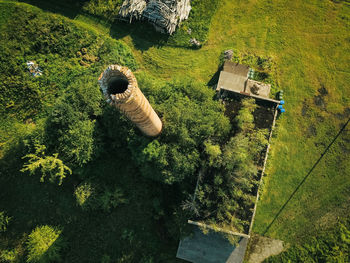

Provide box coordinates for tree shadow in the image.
[0,137,184,262]
[0,102,189,261]
[262,117,350,236]
[109,20,170,52]
[17,0,193,52]
[18,0,88,19]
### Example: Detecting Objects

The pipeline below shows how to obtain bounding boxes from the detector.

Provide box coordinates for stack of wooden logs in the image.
[118,0,191,34]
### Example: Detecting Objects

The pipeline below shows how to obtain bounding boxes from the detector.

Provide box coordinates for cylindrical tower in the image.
[98,65,162,137]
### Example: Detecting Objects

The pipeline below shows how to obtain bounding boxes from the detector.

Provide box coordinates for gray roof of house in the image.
[217,71,247,93]
[176,226,249,263]
[223,61,250,77]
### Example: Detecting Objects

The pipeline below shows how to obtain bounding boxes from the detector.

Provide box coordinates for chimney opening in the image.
[108,77,129,95]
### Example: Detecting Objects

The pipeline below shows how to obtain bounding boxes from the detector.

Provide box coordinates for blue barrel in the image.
[280,108,286,113]
[278,105,283,110]
[280,100,285,105]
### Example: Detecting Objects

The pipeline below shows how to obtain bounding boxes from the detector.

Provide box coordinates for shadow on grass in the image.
[207,64,223,87]
[18,0,88,19]
[262,117,350,236]
[17,0,197,52]
[109,20,170,52]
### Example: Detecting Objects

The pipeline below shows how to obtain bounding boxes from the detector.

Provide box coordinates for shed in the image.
[217,61,279,104]
[176,225,248,263]
[223,61,249,77]
[217,71,247,94]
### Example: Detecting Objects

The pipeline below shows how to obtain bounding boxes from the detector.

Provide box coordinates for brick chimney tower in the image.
[98,65,162,137]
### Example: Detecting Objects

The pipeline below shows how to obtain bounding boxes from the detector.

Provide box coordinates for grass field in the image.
[2,0,350,256]
[75,0,350,243]
[111,0,350,243]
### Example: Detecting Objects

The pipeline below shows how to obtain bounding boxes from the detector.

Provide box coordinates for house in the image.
[176,225,249,263]
[217,61,279,104]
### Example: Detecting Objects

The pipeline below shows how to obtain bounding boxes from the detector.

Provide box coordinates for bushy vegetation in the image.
[74,181,128,211]
[190,98,268,233]
[0,211,11,233]
[0,2,135,122]
[26,225,65,263]
[264,219,350,262]
[43,76,104,169]
[21,143,72,185]
[0,2,135,181]
[0,2,235,261]
[129,76,231,184]
[83,0,123,20]
[1,0,349,262]
[0,248,19,263]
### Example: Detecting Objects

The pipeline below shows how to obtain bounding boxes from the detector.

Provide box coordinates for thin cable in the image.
[263,117,350,235]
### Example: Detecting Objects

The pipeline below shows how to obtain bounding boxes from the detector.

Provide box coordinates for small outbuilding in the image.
[217,61,279,104]
[176,225,248,263]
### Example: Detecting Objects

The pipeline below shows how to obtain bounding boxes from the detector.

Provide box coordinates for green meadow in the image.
[0,0,349,262]
[79,0,350,242]
[111,0,350,242]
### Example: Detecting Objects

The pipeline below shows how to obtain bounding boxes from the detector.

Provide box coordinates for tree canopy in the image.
[128,76,231,184]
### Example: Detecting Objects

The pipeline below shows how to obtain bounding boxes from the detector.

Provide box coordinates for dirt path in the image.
[246,234,285,263]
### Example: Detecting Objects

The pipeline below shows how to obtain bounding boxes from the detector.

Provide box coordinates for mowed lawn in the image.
[209,0,350,242]
[8,0,350,244]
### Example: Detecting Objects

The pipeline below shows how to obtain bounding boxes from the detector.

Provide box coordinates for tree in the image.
[236,98,257,133]
[0,211,11,233]
[26,225,65,263]
[74,181,128,212]
[21,144,71,185]
[128,77,231,184]
[0,249,19,262]
[191,98,266,232]
[204,140,222,167]
[74,182,95,210]
[44,76,103,168]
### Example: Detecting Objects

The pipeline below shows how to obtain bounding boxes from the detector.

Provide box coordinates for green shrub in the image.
[75,182,128,212]
[26,225,65,263]
[83,0,123,20]
[192,98,268,233]
[204,140,222,166]
[0,249,19,262]
[21,144,72,185]
[0,211,11,232]
[101,254,111,263]
[43,75,104,169]
[74,182,95,209]
[128,76,231,184]
[99,187,128,212]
